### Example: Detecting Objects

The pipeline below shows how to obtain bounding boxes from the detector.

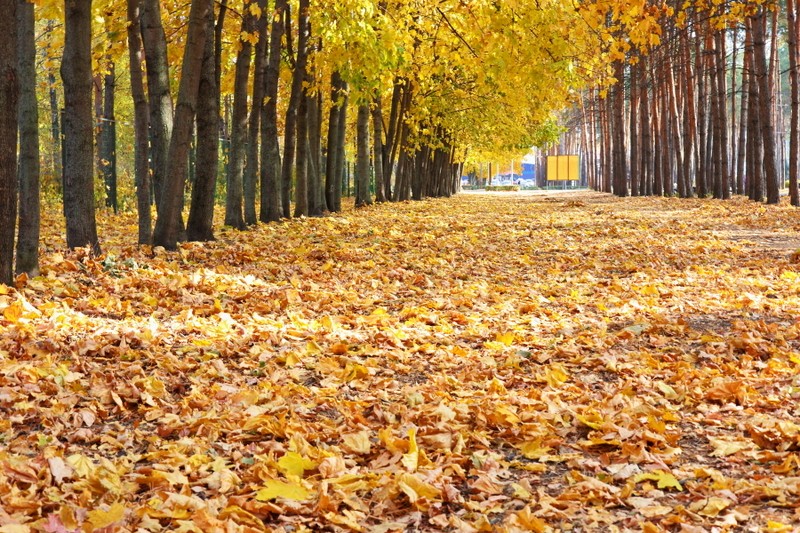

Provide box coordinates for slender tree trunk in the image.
[225,3,255,229]
[629,61,640,197]
[291,0,311,217]
[128,0,151,244]
[737,41,749,196]
[48,70,62,195]
[260,0,285,222]
[307,88,324,216]
[186,5,218,242]
[789,0,800,205]
[355,103,372,207]
[244,0,268,225]
[0,0,18,285]
[372,97,386,202]
[325,72,343,212]
[681,26,696,197]
[141,0,173,210]
[62,0,100,253]
[715,30,730,199]
[334,82,349,209]
[152,0,212,249]
[99,61,117,212]
[752,8,780,204]
[16,0,39,275]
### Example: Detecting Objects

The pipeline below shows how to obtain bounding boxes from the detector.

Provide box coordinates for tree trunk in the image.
[244,0,268,225]
[141,0,173,210]
[612,61,627,197]
[629,61,640,197]
[16,0,39,276]
[0,0,17,285]
[128,0,151,244]
[714,30,730,199]
[225,2,255,229]
[355,103,372,207]
[186,5,218,242]
[152,0,212,249]
[99,61,117,212]
[62,0,100,253]
[325,71,344,211]
[752,8,780,204]
[372,97,386,202]
[294,85,310,217]
[789,0,800,205]
[260,0,285,222]
[307,88,324,216]
[335,83,349,208]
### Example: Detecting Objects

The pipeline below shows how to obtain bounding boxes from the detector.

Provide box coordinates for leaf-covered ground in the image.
[2,192,800,533]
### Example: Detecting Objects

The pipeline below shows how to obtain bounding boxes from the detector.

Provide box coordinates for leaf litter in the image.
[1,193,800,532]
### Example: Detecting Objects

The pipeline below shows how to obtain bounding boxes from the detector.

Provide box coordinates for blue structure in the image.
[522,163,536,181]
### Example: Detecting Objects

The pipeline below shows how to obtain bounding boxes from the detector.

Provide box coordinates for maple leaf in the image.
[255,479,312,501]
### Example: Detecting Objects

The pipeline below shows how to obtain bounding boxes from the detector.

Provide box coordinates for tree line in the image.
[2,0,604,286]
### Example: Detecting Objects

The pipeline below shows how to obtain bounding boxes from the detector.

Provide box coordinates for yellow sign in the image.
[546,155,580,181]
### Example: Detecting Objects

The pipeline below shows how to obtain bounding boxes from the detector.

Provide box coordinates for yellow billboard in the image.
[546,155,580,181]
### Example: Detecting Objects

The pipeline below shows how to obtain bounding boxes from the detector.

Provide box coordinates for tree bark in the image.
[0,0,18,285]
[752,8,780,204]
[307,88,325,216]
[355,103,372,207]
[62,0,100,253]
[99,61,117,212]
[259,0,285,222]
[789,0,800,205]
[16,0,39,276]
[225,2,255,229]
[325,71,344,212]
[141,0,173,210]
[186,4,218,242]
[372,97,386,202]
[152,0,212,249]
[244,0,268,224]
[127,0,151,244]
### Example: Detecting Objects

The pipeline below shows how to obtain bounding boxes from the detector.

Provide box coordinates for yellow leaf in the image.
[708,437,755,457]
[277,452,316,477]
[634,470,682,491]
[255,479,311,501]
[87,503,126,529]
[698,497,731,517]
[342,431,372,455]
[66,454,94,477]
[495,331,515,346]
[546,365,569,387]
[766,521,793,532]
[402,428,419,471]
[397,473,441,507]
[519,440,551,460]
[3,300,23,323]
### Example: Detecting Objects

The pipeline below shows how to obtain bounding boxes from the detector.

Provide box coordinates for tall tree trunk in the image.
[629,61,640,197]
[681,26,696,197]
[355,103,372,207]
[736,41,749,196]
[62,0,100,253]
[141,0,173,210]
[48,70,62,195]
[100,61,117,212]
[307,88,324,216]
[152,0,212,249]
[186,5,218,242]
[0,0,17,285]
[260,0,285,222]
[325,71,344,211]
[335,83,349,208]
[225,2,255,229]
[291,0,311,217]
[752,8,780,204]
[372,97,386,202]
[128,0,151,244]
[715,30,730,199]
[789,0,800,205]
[612,61,627,197]
[16,0,39,276]
[244,0,268,224]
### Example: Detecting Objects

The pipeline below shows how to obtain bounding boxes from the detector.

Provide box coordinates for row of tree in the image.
[570,0,799,204]
[2,0,605,285]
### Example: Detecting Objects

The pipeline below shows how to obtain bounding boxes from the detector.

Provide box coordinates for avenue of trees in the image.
[564,0,800,204]
[1,0,799,286]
